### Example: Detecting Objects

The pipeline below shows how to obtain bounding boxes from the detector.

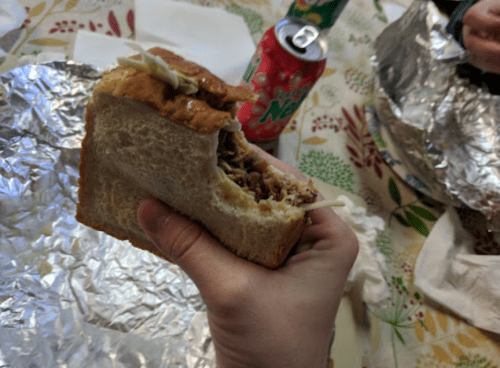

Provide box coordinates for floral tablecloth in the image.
[2,0,500,367]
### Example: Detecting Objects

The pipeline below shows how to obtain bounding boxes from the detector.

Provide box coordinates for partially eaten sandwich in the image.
[76,46,322,268]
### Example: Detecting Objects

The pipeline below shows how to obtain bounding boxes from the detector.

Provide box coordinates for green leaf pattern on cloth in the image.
[299,150,355,193]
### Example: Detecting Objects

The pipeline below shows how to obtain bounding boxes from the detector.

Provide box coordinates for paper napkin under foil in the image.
[73,0,256,85]
[0,0,25,57]
[414,208,500,334]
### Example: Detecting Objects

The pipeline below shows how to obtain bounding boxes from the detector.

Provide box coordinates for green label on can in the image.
[286,0,349,30]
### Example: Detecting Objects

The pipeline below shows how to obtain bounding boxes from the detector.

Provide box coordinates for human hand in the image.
[463,0,500,74]
[136,148,359,368]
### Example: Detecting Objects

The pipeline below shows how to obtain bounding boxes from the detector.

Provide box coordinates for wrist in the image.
[215,353,330,368]
[214,333,332,368]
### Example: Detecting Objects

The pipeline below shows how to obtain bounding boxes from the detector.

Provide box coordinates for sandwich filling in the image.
[93,46,256,135]
[217,130,317,206]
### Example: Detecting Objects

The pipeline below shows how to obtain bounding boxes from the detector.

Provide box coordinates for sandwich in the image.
[76,45,335,268]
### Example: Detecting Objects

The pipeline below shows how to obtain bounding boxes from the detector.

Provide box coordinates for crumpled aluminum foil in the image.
[371,0,500,231]
[0,61,215,368]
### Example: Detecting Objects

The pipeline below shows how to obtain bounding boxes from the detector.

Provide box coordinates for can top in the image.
[274,17,328,62]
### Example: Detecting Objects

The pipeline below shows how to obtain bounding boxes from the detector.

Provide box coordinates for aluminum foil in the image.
[0,61,214,367]
[371,0,500,231]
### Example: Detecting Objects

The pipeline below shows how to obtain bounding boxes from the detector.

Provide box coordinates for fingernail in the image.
[138,199,168,234]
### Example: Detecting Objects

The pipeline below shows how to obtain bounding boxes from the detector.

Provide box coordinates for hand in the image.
[136,150,359,368]
[463,0,500,74]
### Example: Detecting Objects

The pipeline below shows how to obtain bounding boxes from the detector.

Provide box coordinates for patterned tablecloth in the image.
[2,0,500,367]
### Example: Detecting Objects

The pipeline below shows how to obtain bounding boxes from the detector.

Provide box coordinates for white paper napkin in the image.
[312,179,389,306]
[414,207,500,334]
[73,0,256,85]
[338,196,389,305]
[0,0,25,57]
[73,31,194,71]
[381,2,407,23]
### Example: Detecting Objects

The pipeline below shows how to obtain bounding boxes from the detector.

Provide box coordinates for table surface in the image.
[2,0,500,367]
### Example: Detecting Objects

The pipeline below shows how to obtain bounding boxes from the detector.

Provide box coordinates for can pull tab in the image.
[291,25,319,49]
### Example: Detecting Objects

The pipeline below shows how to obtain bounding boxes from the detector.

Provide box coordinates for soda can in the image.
[237,17,328,144]
[286,0,350,33]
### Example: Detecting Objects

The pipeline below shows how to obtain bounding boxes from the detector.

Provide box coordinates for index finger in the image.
[299,206,348,244]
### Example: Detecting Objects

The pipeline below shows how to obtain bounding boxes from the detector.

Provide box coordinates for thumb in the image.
[137,198,249,289]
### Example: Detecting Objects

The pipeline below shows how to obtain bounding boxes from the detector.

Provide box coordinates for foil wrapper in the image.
[371,0,500,231]
[0,61,214,367]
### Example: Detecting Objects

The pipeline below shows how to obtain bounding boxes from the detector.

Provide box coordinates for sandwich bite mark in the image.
[217,130,317,207]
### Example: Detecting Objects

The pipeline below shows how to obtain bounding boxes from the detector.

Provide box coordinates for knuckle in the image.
[161,215,204,261]
[331,222,359,264]
[206,274,253,316]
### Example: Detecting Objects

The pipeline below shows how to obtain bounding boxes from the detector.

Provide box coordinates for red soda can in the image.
[237,17,328,145]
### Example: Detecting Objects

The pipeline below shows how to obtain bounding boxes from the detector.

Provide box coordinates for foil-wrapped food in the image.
[370,0,500,232]
[0,61,215,367]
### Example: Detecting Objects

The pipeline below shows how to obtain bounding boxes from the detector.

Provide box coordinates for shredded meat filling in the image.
[217,131,317,206]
